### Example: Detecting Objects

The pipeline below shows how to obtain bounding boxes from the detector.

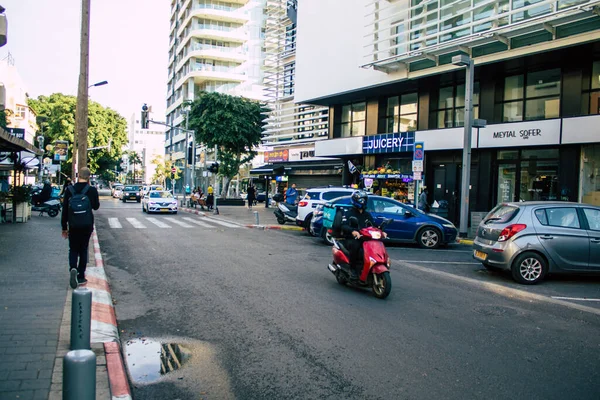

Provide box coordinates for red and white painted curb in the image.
[89,228,132,400]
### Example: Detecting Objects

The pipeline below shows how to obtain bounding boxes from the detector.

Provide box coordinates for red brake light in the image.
[298,201,308,207]
[498,224,527,242]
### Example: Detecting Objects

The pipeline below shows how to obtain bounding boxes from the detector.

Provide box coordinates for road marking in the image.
[182,217,214,228]
[125,218,146,229]
[203,218,239,228]
[397,261,600,316]
[146,218,171,228]
[169,219,193,228]
[108,218,122,229]
[551,296,600,302]
[403,260,480,265]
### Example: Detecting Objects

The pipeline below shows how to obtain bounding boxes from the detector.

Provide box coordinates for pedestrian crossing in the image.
[104,216,240,230]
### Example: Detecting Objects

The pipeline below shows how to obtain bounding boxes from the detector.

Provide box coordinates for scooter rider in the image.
[341,191,386,278]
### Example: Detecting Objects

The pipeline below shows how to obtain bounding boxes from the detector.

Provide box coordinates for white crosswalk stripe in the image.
[108,218,122,229]
[182,217,214,228]
[203,218,239,228]
[145,218,171,228]
[169,219,193,228]
[126,218,146,229]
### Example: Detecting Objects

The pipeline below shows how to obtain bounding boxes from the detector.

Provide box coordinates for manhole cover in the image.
[124,338,190,383]
[473,305,518,317]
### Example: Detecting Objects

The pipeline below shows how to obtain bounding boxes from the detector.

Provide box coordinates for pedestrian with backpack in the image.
[61,167,100,288]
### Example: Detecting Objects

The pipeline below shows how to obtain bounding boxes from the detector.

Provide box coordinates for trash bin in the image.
[430,207,448,219]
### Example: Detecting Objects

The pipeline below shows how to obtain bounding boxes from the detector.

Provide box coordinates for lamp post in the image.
[452,54,474,238]
[88,80,108,88]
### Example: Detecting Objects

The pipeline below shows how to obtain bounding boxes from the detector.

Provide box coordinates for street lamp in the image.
[88,80,108,88]
[452,54,474,238]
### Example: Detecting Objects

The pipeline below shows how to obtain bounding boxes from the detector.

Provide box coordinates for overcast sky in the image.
[1,0,170,121]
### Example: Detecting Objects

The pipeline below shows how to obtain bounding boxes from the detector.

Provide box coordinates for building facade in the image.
[127,114,166,184]
[256,0,337,190]
[294,0,600,224]
[166,0,267,191]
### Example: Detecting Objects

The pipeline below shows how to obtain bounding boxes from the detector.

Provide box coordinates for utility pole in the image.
[74,0,91,178]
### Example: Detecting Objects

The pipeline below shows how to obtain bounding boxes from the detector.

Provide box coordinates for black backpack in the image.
[68,185,93,229]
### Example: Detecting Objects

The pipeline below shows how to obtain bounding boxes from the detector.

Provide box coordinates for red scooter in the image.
[327,218,392,299]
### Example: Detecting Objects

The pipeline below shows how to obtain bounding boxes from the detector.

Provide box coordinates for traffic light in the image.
[208,162,219,173]
[187,144,194,164]
[141,104,149,129]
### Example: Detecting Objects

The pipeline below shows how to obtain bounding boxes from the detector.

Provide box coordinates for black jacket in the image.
[341,207,374,238]
[61,182,100,231]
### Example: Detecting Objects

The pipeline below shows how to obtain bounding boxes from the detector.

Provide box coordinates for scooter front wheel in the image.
[277,216,286,225]
[47,209,59,218]
[372,271,392,299]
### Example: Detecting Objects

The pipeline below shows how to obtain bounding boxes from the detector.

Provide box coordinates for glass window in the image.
[525,98,560,120]
[322,191,351,201]
[381,93,418,133]
[501,69,561,122]
[535,209,549,225]
[593,61,600,90]
[434,82,480,128]
[484,204,519,223]
[526,69,561,98]
[498,150,519,160]
[504,75,524,101]
[589,61,600,115]
[584,208,600,231]
[543,208,580,229]
[521,148,559,159]
[338,102,367,138]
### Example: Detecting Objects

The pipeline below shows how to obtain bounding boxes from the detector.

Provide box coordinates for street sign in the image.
[171,167,176,173]
[412,160,423,172]
[413,142,424,161]
[413,171,422,180]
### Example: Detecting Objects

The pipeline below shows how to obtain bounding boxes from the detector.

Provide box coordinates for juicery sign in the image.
[363,132,415,154]
[478,120,560,148]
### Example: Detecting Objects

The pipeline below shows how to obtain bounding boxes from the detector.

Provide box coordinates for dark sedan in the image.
[311,195,458,248]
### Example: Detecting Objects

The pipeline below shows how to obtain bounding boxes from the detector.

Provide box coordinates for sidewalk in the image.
[0,216,128,400]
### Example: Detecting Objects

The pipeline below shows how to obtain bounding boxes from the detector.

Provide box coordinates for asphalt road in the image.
[95,196,600,400]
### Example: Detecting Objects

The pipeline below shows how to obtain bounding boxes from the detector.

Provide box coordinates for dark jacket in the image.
[61,182,100,231]
[247,186,256,201]
[341,207,374,238]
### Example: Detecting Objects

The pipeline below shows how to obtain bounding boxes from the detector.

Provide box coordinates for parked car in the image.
[141,190,178,214]
[121,185,141,203]
[112,185,124,199]
[473,201,600,284]
[296,187,356,233]
[312,195,457,248]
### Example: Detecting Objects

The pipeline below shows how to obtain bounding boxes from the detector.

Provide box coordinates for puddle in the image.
[124,338,191,383]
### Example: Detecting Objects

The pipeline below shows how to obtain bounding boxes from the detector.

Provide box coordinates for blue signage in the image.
[413,142,424,161]
[363,132,415,154]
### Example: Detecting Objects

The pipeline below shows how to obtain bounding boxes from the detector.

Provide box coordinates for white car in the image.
[296,187,356,232]
[142,190,178,214]
[112,186,124,198]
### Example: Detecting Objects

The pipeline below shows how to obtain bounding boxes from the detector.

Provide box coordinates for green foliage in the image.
[150,155,180,186]
[28,93,128,179]
[188,92,267,196]
[10,185,33,203]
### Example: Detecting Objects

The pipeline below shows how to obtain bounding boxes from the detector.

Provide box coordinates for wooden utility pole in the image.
[73,0,90,179]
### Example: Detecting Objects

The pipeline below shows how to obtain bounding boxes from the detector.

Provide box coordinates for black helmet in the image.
[351,190,368,211]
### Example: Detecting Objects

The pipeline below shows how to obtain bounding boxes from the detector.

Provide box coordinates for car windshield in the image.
[124,186,137,191]
[484,204,519,223]
[149,191,173,199]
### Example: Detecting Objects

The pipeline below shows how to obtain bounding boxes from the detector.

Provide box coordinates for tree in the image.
[0,108,7,129]
[188,92,267,197]
[150,155,180,187]
[127,151,143,184]
[28,93,128,179]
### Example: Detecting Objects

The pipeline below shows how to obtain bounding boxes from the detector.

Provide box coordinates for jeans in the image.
[68,228,93,279]
[343,239,364,273]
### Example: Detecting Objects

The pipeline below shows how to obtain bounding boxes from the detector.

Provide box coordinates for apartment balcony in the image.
[363,0,600,72]
[190,5,250,24]
[186,26,248,44]
[177,47,247,69]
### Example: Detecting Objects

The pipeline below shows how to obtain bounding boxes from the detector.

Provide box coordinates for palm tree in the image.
[128,151,143,184]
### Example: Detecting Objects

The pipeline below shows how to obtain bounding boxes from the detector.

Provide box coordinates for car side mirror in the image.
[404,210,414,217]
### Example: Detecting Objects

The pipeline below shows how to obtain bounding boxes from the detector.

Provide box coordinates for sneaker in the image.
[77,277,88,285]
[69,268,78,289]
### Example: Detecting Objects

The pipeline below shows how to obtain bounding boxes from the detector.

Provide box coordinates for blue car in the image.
[311,195,458,249]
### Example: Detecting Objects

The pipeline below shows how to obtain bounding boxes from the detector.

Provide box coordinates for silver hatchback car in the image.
[473,202,600,284]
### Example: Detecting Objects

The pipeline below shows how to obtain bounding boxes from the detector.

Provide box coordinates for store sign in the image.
[265,149,288,163]
[288,146,329,162]
[363,132,415,154]
[6,128,25,140]
[412,160,423,172]
[361,173,413,182]
[413,171,422,180]
[478,120,560,148]
[53,140,69,161]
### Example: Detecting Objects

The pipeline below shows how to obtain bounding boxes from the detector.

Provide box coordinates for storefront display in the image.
[360,161,415,204]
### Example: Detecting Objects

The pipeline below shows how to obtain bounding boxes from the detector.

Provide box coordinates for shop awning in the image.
[0,128,41,155]
[250,160,343,175]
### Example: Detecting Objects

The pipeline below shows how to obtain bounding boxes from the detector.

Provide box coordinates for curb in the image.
[456,238,474,245]
[90,229,133,400]
[245,224,305,231]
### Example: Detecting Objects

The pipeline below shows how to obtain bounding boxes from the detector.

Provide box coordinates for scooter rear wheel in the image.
[335,270,347,285]
[277,217,286,225]
[372,271,392,299]
[48,209,59,218]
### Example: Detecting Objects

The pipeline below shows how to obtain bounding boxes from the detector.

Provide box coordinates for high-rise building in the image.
[127,114,166,185]
[294,0,600,223]
[166,0,267,190]
[252,0,341,190]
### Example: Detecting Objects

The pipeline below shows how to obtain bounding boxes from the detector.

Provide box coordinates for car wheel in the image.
[511,252,548,285]
[321,227,334,245]
[417,227,441,249]
[137,199,141,203]
[304,214,315,236]
[172,211,178,215]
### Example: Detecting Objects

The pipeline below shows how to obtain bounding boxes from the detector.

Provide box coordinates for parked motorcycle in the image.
[327,217,392,299]
[31,188,62,218]
[274,201,298,225]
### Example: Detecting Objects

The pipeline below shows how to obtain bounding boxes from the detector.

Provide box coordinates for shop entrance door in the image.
[433,165,459,223]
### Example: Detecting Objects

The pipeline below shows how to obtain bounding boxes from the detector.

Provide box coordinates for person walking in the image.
[247,185,256,210]
[285,183,298,205]
[418,186,430,213]
[61,167,100,289]
[207,185,214,211]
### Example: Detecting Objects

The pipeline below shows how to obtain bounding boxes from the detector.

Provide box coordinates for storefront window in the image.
[339,102,366,137]
[501,69,561,122]
[380,93,417,133]
[589,60,600,115]
[434,82,479,128]
[582,144,600,206]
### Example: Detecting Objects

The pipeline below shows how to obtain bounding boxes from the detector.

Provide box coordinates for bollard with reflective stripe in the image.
[70,288,92,350]
[63,349,96,400]
[254,211,259,225]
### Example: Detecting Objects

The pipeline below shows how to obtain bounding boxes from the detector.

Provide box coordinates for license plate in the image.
[161,209,170,212]
[474,250,487,261]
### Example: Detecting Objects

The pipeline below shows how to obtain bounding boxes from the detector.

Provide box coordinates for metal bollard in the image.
[63,349,96,400]
[70,288,92,350]
[254,211,259,225]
